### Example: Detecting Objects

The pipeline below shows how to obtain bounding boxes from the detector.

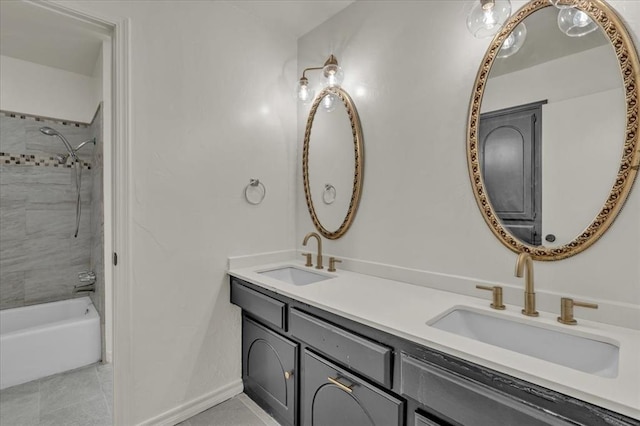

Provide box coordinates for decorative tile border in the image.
[0,153,91,169]
[0,110,90,128]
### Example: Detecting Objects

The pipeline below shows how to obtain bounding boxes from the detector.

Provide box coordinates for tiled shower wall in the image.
[0,110,101,310]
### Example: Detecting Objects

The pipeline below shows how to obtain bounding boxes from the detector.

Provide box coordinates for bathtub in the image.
[0,297,101,389]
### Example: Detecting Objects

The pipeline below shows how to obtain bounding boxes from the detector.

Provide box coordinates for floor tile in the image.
[38,365,102,416]
[38,395,111,426]
[186,396,269,426]
[0,381,40,426]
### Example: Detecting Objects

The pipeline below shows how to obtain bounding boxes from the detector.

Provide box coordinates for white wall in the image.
[0,55,99,123]
[54,1,297,424]
[297,1,640,313]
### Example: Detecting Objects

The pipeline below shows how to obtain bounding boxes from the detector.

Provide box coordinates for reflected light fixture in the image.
[549,0,574,9]
[466,0,512,39]
[557,7,598,37]
[497,23,527,58]
[296,55,344,105]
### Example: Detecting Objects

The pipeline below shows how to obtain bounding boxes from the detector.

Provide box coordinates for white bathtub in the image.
[0,297,101,389]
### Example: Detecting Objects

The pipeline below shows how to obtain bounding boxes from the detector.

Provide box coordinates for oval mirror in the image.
[467,0,639,260]
[303,86,364,239]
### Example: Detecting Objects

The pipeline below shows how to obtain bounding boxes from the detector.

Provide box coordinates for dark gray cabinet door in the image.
[302,350,403,426]
[243,316,297,426]
[480,102,543,246]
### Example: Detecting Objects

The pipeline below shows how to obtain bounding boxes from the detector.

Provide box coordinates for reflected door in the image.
[479,102,543,246]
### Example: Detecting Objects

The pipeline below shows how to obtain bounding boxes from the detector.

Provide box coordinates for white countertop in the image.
[228,260,640,420]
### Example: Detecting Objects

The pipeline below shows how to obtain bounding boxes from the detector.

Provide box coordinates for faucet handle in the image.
[476,285,506,310]
[301,253,313,267]
[557,298,598,325]
[328,257,342,272]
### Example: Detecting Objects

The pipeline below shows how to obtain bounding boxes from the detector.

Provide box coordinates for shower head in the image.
[39,127,77,161]
[39,126,60,136]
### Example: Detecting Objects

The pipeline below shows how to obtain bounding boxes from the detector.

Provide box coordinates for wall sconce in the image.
[466,0,512,39]
[296,55,344,105]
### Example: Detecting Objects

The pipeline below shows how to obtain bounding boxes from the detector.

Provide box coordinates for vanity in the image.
[229,0,640,423]
[229,263,640,426]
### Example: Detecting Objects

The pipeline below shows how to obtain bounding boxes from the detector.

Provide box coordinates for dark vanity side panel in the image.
[290,308,393,387]
[231,277,286,330]
[401,353,574,426]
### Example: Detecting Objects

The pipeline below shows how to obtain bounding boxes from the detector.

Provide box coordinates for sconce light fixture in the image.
[466,0,512,39]
[297,55,344,105]
[497,23,527,58]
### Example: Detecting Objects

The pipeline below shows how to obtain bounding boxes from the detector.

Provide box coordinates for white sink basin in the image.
[428,307,619,378]
[258,266,333,286]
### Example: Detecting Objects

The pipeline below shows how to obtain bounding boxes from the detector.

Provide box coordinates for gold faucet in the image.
[515,252,539,317]
[303,232,323,269]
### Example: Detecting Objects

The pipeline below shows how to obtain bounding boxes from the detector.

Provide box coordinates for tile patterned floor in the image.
[1,366,275,426]
[0,363,112,426]
[179,394,280,426]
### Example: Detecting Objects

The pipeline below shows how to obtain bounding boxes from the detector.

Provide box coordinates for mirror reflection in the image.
[308,94,355,232]
[479,6,625,247]
[303,87,363,239]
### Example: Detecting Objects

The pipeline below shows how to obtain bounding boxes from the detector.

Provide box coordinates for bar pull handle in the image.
[327,376,353,393]
[475,285,506,310]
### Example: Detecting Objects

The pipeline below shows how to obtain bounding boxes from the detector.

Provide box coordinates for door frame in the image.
[27,1,134,424]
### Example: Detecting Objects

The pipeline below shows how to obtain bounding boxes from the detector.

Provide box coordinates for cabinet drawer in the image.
[400,353,573,426]
[231,279,286,330]
[290,308,392,387]
[302,350,403,426]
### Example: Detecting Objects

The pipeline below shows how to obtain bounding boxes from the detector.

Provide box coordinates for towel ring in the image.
[322,184,336,205]
[245,179,266,205]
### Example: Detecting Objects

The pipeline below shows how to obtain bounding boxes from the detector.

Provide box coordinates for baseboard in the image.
[136,379,243,426]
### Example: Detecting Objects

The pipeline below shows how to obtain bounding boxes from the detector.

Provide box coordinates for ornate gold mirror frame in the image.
[467,0,639,260]
[303,86,364,239]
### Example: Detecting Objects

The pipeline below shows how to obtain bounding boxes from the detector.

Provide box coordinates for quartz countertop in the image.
[228,260,640,419]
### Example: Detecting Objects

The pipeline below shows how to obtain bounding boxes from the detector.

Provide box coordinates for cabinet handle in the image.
[284,371,293,380]
[327,376,353,393]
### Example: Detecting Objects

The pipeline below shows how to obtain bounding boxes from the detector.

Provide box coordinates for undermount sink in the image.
[428,307,619,378]
[258,266,333,286]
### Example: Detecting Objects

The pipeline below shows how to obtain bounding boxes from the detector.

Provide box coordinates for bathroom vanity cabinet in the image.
[230,277,639,426]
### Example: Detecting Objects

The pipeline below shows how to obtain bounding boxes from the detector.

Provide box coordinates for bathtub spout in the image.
[73,284,95,294]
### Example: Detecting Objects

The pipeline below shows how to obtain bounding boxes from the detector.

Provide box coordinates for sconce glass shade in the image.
[549,0,574,9]
[321,93,337,112]
[557,7,598,37]
[297,78,315,105]
[497,23,527,58]
[323,64,344,87]
[466,0,512,39]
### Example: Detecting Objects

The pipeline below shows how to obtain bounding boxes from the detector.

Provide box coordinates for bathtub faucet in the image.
[73,283,95,294]
[78,271,96,284]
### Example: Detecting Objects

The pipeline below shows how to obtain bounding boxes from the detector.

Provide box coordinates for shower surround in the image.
[0,108,103,317]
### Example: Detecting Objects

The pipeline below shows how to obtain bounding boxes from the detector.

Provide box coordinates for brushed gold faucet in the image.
[303,232,323,269]
[515,252,539,317]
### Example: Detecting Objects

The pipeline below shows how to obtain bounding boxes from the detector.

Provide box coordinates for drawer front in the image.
[400,353,573,426]
[302,350,403,426]
[231,279,286,330]
[243,316,297,426]
[415,412,449,426]
[290,308,392,387]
